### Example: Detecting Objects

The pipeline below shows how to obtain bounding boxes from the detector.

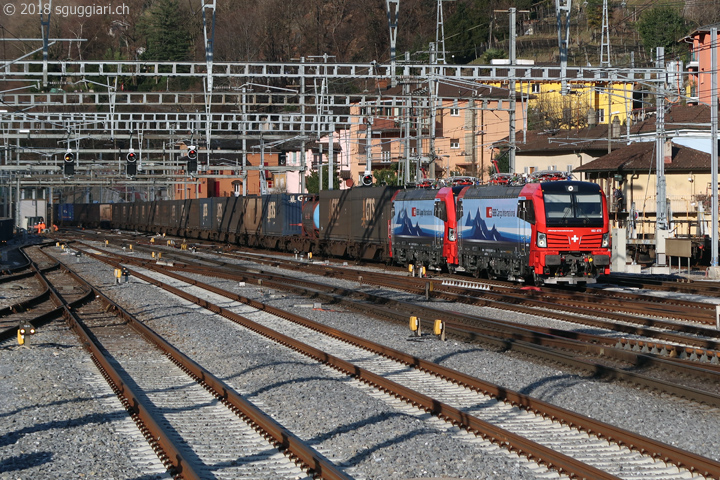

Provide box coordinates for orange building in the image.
[682,23,720,105]
[345,80,525,185]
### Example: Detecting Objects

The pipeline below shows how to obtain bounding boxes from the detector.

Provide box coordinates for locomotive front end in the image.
[530,181,611,284]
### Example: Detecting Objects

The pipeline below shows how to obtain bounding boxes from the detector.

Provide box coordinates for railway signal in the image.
[126,149,137,176]
[361,173,373,186]
[187,146,198,174]
[17,323,36,345]
[63,150,75,176]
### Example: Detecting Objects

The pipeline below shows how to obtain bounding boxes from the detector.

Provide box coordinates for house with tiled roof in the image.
[345,79,527,185]
[681,23,720,105]
[493,104,713,183]
[575,141,710,238]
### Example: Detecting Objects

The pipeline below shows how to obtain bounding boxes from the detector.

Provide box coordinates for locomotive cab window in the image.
[544,191,603,226]
[575,193,603,220]
[434,201,448,221]
[517,199,535,224]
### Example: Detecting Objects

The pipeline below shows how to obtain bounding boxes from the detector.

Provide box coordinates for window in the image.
[450,107,460,116]
[517,199,535,224]
[450,138,460,149]
[544,192,604,226]
[597,109,605,123]
[531,83,540,94]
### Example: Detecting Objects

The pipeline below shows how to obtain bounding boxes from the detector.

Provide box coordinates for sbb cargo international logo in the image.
[486,207,516,218]
[411,207,432,217]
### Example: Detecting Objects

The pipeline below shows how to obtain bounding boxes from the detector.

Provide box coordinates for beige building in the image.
[343,80,526,185]
[575,141,710,238]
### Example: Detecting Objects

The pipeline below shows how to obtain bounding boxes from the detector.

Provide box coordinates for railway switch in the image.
[17,324,36,345]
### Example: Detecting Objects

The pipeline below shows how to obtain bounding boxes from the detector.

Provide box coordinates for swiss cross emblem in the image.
[486,207,493,218]
[570,235,580,244]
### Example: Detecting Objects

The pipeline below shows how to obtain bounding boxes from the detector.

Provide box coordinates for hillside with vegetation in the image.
[1,0,717,74]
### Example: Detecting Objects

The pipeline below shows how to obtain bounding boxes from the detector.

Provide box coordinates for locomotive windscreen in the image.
[543,185,604,227]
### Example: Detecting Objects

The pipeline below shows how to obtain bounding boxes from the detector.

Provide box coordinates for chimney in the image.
[611,116,621,138]
[664,139,672,164]
[587,108,597,127]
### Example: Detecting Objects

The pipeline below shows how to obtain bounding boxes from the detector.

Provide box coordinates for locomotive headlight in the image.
[537,232,547,248]
[448,228,456,242]
[602,233,609,248]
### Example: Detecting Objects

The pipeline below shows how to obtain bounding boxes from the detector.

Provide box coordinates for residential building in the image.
[344,80,526,185]
[575,141,710,238]
[487,60,637,128]
[681,23,720,105]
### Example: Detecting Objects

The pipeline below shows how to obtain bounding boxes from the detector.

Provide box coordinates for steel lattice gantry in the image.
[0,59,665,187]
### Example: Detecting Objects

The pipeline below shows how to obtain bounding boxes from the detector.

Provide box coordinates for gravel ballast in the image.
[2,243,718,480]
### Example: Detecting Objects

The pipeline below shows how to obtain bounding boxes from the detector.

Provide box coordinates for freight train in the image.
[53,179,611,284]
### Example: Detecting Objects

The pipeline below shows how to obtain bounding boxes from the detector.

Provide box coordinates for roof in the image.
[510,124,615,154]
[683,23,720,39]
[631,104,711,134]
[574,141,710,174]
[500,105,712,154]
[383,79,524,100]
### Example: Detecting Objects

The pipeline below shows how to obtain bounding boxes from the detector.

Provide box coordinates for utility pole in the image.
[429,43,437,181]
[495,8,526,174]
[711,27,719,269]
[655,47,668,267]
[202,1,217,175]
[509,7,516,174]
[40,0,52,88]
[600,0,610,67]
[556,0,572,95]
[435,0,455,65]
[386,0,399,87]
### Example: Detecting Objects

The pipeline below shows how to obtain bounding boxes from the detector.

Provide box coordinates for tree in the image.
[139,0,191,62]
[305,166,341,193]
[636,6,691,57]
[374,164,399,186]
[445,2,491,64]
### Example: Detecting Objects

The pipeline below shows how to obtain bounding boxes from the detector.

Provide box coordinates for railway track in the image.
[0,244,87,343]
[604,273,720,298]
[64,239,720,401]
[44,241,720,480]
[35,246,351,480]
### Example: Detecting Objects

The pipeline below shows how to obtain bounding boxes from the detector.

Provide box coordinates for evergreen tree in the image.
[636,6,691,57]
[140,0,191,62]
